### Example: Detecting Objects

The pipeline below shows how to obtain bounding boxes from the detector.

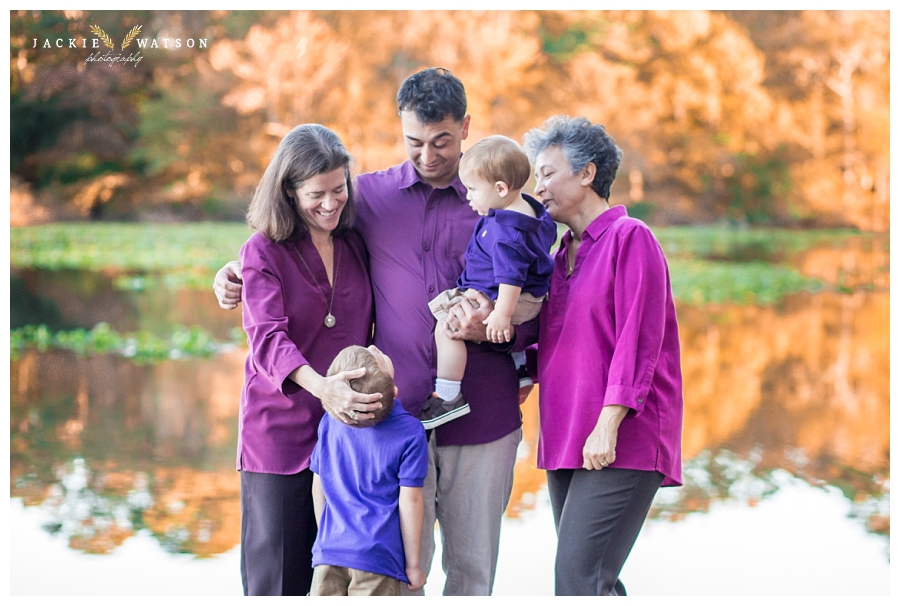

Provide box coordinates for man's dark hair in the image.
[397,67,467,124]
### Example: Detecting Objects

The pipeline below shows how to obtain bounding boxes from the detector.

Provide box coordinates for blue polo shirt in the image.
[310,400,428,582]
[457,194,557,301]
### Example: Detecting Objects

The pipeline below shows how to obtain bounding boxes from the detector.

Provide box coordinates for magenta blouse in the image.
[238,229,373,475]
[532,205,683,486]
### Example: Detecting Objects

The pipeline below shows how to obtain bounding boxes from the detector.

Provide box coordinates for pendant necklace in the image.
[293,239,341,328]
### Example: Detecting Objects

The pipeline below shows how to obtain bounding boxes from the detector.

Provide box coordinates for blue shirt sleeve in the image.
[309,417,328,474]
[398,423,429,487]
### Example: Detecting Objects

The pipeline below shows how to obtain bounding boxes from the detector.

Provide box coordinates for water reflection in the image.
[9,234,891,560]
[11,286,889,558]
[11,349,245,556]
[11,267,241,340]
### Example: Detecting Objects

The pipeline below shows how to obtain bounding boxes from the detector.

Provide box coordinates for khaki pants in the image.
[429,287,544,326]
[310,565,401,596]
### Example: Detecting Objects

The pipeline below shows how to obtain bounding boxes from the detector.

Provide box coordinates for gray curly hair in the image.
[523,115,622,200]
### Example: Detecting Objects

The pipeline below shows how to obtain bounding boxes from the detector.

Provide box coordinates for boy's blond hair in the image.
[326,346,395,427]
[459,135,531,191]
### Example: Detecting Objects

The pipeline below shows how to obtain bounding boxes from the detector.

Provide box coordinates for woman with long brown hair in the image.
[237,124,381,595]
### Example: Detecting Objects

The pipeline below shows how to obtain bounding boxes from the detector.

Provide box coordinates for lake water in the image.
[9,232,890,595]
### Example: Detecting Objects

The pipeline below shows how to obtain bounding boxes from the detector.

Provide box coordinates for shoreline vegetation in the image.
[10,222,886,361]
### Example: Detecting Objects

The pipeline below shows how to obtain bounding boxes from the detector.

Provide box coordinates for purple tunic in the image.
[355,160,538,446]
[532,205,684,486]
[458,194,557,300]
[238,229,373,474]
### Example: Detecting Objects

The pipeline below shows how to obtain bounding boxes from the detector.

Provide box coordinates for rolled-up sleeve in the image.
[602,225,667,413]
[240,237,309,396]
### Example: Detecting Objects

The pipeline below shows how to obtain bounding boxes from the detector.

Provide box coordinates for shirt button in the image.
[638,398,643,403]
[427,203,435,210]
[428,286,434,293]
[424,244,430,251]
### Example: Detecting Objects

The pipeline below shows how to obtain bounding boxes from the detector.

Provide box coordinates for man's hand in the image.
[213,261,244,310]
[441,290,493,344]
[483,309,512,343]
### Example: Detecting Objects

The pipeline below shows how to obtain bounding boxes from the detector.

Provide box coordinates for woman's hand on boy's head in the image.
[318,368,383,425]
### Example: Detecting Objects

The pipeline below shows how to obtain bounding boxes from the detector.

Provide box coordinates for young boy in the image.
[310,345,428,596]
[420,135,557,429]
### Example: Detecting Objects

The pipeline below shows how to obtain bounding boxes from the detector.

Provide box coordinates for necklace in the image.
[293,239,341,328]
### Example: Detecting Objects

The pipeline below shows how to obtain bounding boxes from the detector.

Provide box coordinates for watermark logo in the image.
[86,24,143,67]
[32,23,208,69]
[89,24,142,50]
[121,26,142,50]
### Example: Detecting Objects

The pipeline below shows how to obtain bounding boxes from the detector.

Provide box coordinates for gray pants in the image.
[547,467,663,596]
[403,427,522,596]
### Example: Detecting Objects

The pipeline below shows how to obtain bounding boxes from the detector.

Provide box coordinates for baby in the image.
[420,135,557,429]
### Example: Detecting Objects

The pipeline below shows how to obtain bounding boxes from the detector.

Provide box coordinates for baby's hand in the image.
[406,565,426,591]
[483,310,512,343]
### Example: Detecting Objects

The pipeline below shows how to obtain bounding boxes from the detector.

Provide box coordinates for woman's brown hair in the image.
[246,124,356,242]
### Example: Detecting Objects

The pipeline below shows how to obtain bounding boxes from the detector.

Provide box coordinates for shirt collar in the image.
[583,204,628,241]
[400,159,466,200]
[398,158,468,201]
[490,194,548,233]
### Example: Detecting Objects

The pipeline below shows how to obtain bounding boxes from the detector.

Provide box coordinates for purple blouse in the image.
[355,160,538,446]
[238,229,373,474]
[531,205,683,486]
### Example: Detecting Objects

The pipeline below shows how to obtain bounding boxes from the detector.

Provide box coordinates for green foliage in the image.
[130,83,239,178]
[654,226,866,262]
[11,322,243,363]
[10,92,91,176]
[626,201,657,223]
[539,16,609,61]
[724,148,793,225]
[668,259,823,306]
[10,222,251,289]
[10,223,881,314]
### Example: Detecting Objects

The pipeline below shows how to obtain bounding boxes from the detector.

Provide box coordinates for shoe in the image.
[517,366,534,403]
[517,365,534,389]
[418,392,470,430]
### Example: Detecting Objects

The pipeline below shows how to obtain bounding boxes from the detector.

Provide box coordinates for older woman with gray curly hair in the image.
[523,116,684,596]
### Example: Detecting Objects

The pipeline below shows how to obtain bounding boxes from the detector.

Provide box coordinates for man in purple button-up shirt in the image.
[215,68,536,596]
[355,69,537,597]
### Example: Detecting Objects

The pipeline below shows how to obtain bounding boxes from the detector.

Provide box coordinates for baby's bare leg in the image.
[435,322,467,382]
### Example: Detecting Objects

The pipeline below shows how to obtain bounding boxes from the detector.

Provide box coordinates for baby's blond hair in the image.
[459,135,531,190]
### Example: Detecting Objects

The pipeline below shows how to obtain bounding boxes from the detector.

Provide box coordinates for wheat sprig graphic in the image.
[121,25,142,50]
[90,25,114,50]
